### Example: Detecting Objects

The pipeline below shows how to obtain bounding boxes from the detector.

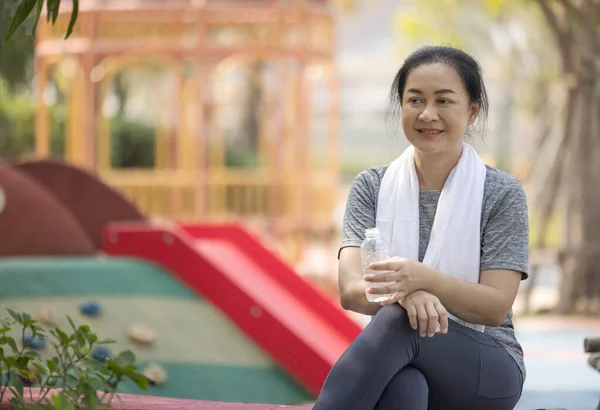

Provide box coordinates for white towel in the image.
[376,142,487,332]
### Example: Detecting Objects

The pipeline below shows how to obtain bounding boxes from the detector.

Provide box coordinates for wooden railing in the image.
[98,168,339,263]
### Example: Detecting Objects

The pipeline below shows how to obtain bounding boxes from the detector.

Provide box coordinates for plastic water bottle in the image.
[360,228,394,303]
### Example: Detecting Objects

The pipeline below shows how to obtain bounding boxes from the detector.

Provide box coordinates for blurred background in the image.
[0,0,598,409]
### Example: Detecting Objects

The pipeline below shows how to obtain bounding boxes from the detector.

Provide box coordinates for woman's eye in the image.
[438,99,453,105]
[408,98,422,104]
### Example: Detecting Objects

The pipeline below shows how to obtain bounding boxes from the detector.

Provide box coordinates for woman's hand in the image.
[400,290,449,337]
[364,257,437,305]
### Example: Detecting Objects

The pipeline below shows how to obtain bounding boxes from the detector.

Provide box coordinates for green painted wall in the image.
[0,258,312,404]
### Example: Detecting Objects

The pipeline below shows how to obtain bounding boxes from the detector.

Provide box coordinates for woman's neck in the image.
[414,146,462,191]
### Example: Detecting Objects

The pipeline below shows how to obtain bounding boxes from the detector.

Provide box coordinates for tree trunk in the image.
[536,0,600,314]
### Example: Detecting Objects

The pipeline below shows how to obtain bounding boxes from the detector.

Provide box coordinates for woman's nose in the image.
[418,105,439,122]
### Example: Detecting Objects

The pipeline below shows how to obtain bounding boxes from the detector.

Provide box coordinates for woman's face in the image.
[400,63,479,157]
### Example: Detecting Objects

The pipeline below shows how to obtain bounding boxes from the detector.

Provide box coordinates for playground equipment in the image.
[0,158,361,404]
[33,0,340,263]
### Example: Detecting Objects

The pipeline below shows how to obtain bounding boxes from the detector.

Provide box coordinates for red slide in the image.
[102,222,362,396]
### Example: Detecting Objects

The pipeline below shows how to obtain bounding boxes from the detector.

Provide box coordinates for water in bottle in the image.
[360,228,394,303]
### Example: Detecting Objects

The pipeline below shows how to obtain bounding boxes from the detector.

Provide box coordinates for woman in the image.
[313,46,528,410]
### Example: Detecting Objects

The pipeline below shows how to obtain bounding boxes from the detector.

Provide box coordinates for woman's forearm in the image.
[424,268,510,327]
[340,279,383,316]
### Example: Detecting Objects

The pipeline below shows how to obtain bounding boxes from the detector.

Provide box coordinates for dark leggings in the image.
[313,304,523,410]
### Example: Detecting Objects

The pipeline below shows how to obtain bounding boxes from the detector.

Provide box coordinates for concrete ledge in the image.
[0,389,310,410]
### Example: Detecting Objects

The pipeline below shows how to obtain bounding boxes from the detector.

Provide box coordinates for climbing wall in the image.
[0,257,312,404]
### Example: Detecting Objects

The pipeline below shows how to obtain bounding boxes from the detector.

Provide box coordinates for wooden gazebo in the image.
[34,0,340,262]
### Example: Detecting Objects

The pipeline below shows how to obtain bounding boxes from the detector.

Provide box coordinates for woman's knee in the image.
[376,366,429,410]
[368,304,414,333]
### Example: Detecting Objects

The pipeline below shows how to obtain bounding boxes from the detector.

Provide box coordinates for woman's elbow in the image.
[487,307,511,327]
[339,289,352,310]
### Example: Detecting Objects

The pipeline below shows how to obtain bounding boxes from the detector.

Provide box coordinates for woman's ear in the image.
[468,102,480,125]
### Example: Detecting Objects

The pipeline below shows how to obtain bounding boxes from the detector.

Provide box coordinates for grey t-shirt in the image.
[339,164,529,380]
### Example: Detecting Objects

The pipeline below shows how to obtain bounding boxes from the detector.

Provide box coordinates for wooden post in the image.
[35,57,49,158]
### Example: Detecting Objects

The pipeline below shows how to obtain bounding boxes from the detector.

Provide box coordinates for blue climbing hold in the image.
[91,346,111,363]
[80,301,101,317]
[23,330,46,350]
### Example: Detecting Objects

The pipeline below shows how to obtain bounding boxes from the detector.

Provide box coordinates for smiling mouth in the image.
[417,129,444,137]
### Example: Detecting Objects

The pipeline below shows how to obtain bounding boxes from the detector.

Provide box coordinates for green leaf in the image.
[15,356,31,369]
[75,331,85,347]
[122,364,137,374]
[52,392,76,410]
[97,338,117,345]
[54,328,70,345]
[128,373,150,390]
[3,0,37,41]
[46,359,57,373]
[8,394,24,407]
[67,316,77,332]
[115,350,135,365]
[33,362,48,375]
[82,358,109,372]
[6,337,18,354]
[26,350,42,360]
[4,356,16,368]
[65,0,79,39]
[46,0,60,24]
[21,312,32,323]
[6,308,23,324]
[106,359,122,375]
[87,333,98,345]
[81,383,102,408]
[0,326,11,334]
[31,0,45,37]
[22,319,36,328]
[9,371,24,398]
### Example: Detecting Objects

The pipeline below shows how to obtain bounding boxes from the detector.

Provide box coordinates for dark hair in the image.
[387,45,489,138]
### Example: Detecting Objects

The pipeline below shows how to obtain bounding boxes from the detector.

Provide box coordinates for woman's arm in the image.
[365,260,521,326]
[423,267,521,327]
[338,247,382,316]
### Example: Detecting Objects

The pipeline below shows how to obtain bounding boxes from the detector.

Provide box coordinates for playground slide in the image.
[102,222,362,396]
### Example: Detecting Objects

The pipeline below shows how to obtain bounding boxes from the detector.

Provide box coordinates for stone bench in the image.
[0,389,310,410]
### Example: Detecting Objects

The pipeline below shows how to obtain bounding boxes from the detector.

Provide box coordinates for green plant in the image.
[0,308,149,410]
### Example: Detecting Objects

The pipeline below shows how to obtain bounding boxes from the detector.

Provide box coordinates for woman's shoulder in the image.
[350,164,391,192]
[484,165,526,196]
[482,165,528,214]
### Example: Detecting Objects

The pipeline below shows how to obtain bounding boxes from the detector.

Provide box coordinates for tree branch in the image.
[557,0,600,53]
[536,0,573,71]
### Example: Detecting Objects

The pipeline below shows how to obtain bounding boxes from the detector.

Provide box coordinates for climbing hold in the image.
[91,346,111,363]
[127,324,156,346]
[38,307,58,326]
[143,363,167,386]
[23,330,46,350]
[80,301,101,317]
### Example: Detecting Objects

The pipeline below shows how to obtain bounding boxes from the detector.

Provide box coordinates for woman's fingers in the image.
[435,301,449,334]
[405,303,418,330]
[416,304,428,337]
[379,292,403,306]
[425,302,440,337]
[368,257,407,273]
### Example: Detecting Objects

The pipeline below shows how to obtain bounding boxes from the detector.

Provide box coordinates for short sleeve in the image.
[480,179,529,279]
[338,170,379,258]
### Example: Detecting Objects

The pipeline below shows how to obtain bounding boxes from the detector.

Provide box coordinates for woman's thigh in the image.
[413,320,523,410]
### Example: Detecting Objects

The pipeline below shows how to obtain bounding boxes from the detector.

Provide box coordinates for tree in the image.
[394,0,600,314]
[535,0,600,315]
[1,0,78,41]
